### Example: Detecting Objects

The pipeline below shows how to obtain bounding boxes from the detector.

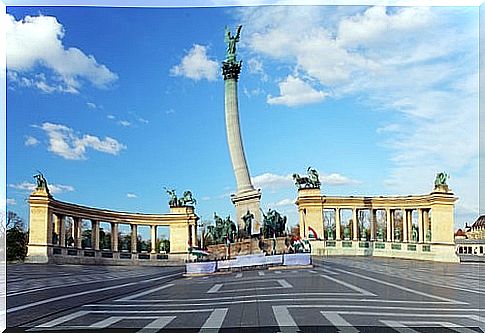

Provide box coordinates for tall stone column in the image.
[91,220,100,251]
[150,225,156,254]
[111,222,119,252]
[335,208,341,241]
[418,208,424,243]
[423,210,430,242]
[131,224,138,253]
[386,209,392,242]
[74,217,82,249]
[222,26,261,234]
[352,209,358,241]
[403,209,408,243]
[58,215,66,247]
[370,209,376,241]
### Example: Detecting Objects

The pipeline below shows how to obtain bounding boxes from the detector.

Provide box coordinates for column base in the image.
[231,189,262,235]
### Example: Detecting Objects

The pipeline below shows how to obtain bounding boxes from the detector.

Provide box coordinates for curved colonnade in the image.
[27,189,198,265]
[297,187,459,262]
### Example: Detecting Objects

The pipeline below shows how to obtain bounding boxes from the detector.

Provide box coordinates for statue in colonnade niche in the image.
[412,225,418,242]
[326,227,334,240]
[426,229,432,242]
[360,226,367,241]
[343,226,350,240]
[394,227,401,242]
[377,226,384,241]
[33,171,51,196]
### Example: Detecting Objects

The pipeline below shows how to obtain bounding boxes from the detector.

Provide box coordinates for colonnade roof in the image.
[296,190,457,208]
[29,191,198,225]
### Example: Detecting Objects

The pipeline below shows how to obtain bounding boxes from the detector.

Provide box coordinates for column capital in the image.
[222,61,242,80]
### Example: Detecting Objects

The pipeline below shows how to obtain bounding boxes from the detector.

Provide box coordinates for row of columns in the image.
[328,207,431,243]
[51,213,196,253]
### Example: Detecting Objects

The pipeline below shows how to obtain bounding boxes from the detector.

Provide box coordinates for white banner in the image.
[283,253,311,266]
[186,261,216,274]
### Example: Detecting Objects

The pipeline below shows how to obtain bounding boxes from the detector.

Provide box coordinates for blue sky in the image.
[4,5,479,234]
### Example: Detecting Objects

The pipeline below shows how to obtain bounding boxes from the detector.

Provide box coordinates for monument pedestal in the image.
[231,189,262,235]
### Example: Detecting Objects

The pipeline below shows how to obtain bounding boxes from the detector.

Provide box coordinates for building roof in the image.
[471,215,485,229]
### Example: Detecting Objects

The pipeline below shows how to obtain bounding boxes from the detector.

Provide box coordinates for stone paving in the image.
[6,257,485,332]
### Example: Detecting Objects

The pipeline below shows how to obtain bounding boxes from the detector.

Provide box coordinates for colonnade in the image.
[297,187,457,246]
[50,214,198,254]
[27,188,199,263]
[322,207,431,243]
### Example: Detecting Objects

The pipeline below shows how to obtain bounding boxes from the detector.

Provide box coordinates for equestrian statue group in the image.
[292,167,321,189]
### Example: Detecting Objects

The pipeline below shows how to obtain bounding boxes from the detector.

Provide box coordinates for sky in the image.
[3,4,480,236]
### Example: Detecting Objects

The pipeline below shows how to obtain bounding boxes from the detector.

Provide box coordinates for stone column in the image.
[417,208,424,243]
[151,225,156,254]
[53,214,61,245]
[352,209,358,241]
[111,222,119,252]
[301,209,307,238]
[223,47,262,233]
[192,224,196,247]
[423,209,430,242]
[386,209,392,242]
[370,209,376,241]
[131,224,138,253]
[335,208,341,241]
[224,71,253,193]
[74,217,82,249]
[92,220,100,251]
[403,209,408,242]
[58,215,66,247]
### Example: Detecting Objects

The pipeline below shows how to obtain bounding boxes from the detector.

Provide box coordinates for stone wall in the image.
[207,237,290,259]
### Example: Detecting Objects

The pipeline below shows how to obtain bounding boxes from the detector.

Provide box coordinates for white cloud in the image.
[9,181,74,194]
[37,122,126,160]
[24,135,39,146]
[170,44,218,81]
[138,117,149,124]
[247,58,268,81]
[126,193,137,198]
[86,102,97,109]
[6,14,117,93]
[320,173,361,186]
[252,171,359,190]
[274,198,295,207]
[107,115,115,120]
[118,120,131,127]
[267,75,328,107]
[237,6,478,224]
[337,7,434,48]
[252,173,293,190]
[6,198,16,206]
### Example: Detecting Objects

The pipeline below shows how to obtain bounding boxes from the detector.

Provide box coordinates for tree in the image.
[6,211,28,262]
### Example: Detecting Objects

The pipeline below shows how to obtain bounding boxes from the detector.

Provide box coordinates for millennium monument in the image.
[222,25,262,235]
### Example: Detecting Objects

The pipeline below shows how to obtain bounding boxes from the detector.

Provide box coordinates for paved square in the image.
[7,257,485,332]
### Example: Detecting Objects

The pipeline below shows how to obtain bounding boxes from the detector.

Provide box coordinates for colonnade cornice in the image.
[297,193,456,208]
[33,195,198,225]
